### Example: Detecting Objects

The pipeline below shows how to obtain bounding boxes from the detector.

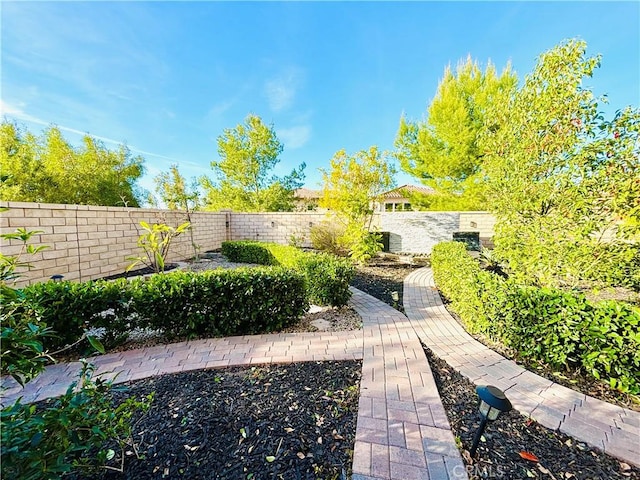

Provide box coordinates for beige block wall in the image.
[229,212,327,248]
[1,202,227,287]
[1,202,498,286]
[458,212,497,246]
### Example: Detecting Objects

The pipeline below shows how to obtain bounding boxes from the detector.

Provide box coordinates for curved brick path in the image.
[4,270,636,476]
[1,287,468,480]
[404,267,640,468]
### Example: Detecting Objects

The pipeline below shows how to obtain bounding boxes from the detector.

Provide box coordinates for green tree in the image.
[319,146,396,262]
[0,122,144,206]
[201,114,305,211]
[154,165,202,259]
[154,164,201,211]
[483,39,640,288]
[395,56,517,210]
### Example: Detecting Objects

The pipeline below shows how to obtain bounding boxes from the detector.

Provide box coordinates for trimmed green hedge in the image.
[21,267,307,350]
[222,241,355,307]
[431,241,640,394]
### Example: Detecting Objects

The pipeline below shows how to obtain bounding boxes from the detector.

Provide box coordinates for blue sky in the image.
[2,1,639,200]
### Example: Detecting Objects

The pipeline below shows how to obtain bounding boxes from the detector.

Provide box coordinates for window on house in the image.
[404,203,412,211]
[385,203,393,212]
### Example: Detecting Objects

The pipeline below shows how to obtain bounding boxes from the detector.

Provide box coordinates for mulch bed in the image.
[425,345,639,480]
[354,260,639,412]
[100,264,179,281]
[31,255,640,479]
[70,361,361,480]
[350,261,423,312]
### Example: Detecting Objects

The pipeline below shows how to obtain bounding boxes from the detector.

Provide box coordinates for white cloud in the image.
[264,67,304,112]
[277,125,311,150]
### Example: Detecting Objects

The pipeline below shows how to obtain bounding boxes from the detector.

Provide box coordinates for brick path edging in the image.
[404,267,640,468]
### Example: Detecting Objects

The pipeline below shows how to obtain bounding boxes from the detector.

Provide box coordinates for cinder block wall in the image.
[1,202,227,286]
[229,212,327,248]
[1,202,497,286]
[458,212,497,247]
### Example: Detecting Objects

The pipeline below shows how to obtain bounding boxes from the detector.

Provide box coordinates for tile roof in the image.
[380,184,435,199]
[294,188,322,199]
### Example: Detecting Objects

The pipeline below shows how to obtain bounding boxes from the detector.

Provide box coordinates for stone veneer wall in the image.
[1,202,497,286]
[378,211,496,254]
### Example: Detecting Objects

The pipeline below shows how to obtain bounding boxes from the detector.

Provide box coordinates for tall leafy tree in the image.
[154,164,201,211]
[0,121,144,206]
[320,146,396,262]
[483,39,640,287]
[201,114,305,212]
[395,56,517,210]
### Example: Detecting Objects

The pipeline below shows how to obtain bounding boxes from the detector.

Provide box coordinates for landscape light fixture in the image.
[271,221,275,228]
[469,385,512,457]
[50,274,64,282]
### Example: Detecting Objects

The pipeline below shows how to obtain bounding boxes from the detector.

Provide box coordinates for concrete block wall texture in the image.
[458,212,497,247]
[0,202,227,287]
[229,212,327,248]
[1,202,498,285]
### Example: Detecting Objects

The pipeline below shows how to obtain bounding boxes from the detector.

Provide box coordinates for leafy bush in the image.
[310,221,347,256]
[22,279,132,351]
[431,241,640,394]
[221,241,278,265]
[1,223,148,479]
[130,268,307,338]
[20,267,308,344]
[344,227,383,264]
[2,361,153,479]
[222,241,355,307]
[1,301,54,386]
[127,221,191,273]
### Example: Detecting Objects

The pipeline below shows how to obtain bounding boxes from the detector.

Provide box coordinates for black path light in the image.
[469,385,512,457]
[50,274,64,282]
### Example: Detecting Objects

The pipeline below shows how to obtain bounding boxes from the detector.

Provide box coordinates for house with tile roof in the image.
[375,184,435,212]
[293,188,323,211]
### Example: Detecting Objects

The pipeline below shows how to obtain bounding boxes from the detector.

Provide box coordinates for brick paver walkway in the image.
[404,267,640,468]
[349,288,467,480]
[1,287,468,480]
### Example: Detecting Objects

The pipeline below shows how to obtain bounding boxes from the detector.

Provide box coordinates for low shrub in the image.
[221,241,355,307]
[431,241,640,394]
[310,221,348,256]
[221,241,278,265]
[20,267,308,346]
[130,267,307,338]
[22,279,132,352]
